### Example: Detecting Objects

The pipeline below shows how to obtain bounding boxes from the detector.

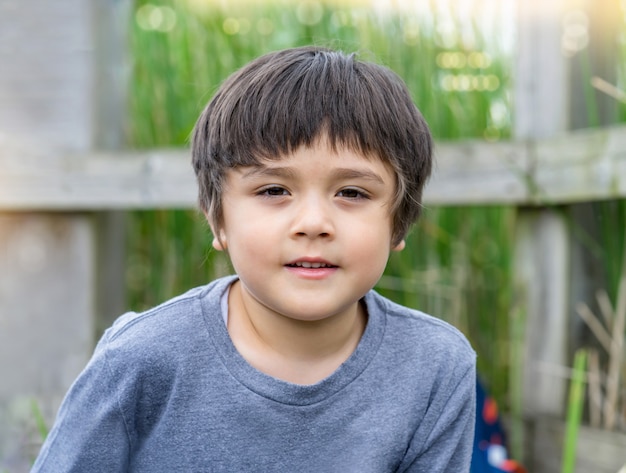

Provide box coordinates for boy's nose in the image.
[290,196,335,239]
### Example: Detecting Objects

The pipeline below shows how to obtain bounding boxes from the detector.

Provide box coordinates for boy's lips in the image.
[285,257,337,269]
[284,258,339,280]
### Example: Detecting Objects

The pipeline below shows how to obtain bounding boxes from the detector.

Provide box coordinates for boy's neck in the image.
[226,280,367,385]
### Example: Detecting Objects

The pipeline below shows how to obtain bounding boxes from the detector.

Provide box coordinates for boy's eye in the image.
[337,188,368,199]
[259,186,289,196]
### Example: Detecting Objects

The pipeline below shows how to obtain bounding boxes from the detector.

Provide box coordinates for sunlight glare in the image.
[223,17,240,35]
[561,9,589,56]
[296,1,324,26]
[136,4,177,32]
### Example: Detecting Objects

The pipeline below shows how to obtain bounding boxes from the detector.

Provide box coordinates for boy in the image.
[33,46,476,472]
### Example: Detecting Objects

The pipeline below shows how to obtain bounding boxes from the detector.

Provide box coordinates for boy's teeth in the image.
[297,262,327,268]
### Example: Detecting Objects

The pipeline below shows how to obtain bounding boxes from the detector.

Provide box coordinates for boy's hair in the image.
[192,46,433,246]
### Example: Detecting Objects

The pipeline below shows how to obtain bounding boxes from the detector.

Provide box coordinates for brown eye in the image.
[260,186,289,196]
[337,188,368,199]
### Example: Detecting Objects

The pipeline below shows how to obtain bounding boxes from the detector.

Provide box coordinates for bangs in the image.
[195,47,425,168]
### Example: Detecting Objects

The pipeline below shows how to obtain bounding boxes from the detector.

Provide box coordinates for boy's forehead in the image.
[237,148,387,171]
[227,145,397,188]
[245,137,387,167]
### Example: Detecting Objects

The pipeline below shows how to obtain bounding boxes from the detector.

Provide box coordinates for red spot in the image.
[501,459,526,472]
[483,397,499,424]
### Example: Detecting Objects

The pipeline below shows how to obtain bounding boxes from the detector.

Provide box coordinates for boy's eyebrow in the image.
[240,166,297,180]
[240,166,386,184]
[332,168,386,185]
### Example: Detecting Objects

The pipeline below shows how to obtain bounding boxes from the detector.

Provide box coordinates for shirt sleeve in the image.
[30,335,132,472]
[398,355,477,473]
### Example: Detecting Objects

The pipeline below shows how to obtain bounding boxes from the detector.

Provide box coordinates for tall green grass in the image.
[126,0,518,410]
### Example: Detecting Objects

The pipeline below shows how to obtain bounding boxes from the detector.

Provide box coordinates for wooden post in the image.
[514,0,570,419]
[92,0,132,338]
[0,1,130,469]
[513,207,570,415]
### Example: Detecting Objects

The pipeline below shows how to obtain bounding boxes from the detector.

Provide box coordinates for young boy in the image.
[33,46,476,472]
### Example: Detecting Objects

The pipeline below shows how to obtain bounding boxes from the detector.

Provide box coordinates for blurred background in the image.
[1,0,626,471]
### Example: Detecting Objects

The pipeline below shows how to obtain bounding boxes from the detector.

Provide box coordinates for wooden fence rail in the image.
[1,124,626,210]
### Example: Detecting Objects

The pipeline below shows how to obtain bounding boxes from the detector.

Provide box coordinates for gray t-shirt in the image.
[32,276,476,472]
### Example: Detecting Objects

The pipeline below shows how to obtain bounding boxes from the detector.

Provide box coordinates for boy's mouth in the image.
[285,259,337,269]
[287,262,336,268]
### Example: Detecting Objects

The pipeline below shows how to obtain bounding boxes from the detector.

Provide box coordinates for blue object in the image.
[471,378,526,473]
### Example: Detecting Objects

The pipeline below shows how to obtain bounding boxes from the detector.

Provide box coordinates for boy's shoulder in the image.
[366,289,475,362]
[102,276,235,349]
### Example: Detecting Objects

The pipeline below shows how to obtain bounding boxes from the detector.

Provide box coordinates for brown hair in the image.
[192,46,432,246]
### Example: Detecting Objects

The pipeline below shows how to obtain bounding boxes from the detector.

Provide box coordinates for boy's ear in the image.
[210,227,227,251]
[205,212,227,251]
[392,240,405,252]
[212,235,226,251]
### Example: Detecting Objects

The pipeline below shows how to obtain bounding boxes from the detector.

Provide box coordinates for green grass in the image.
[30,400,48,444]
[561,349,588,473]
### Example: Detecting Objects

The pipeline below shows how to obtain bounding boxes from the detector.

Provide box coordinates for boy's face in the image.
[211,138,404,323]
